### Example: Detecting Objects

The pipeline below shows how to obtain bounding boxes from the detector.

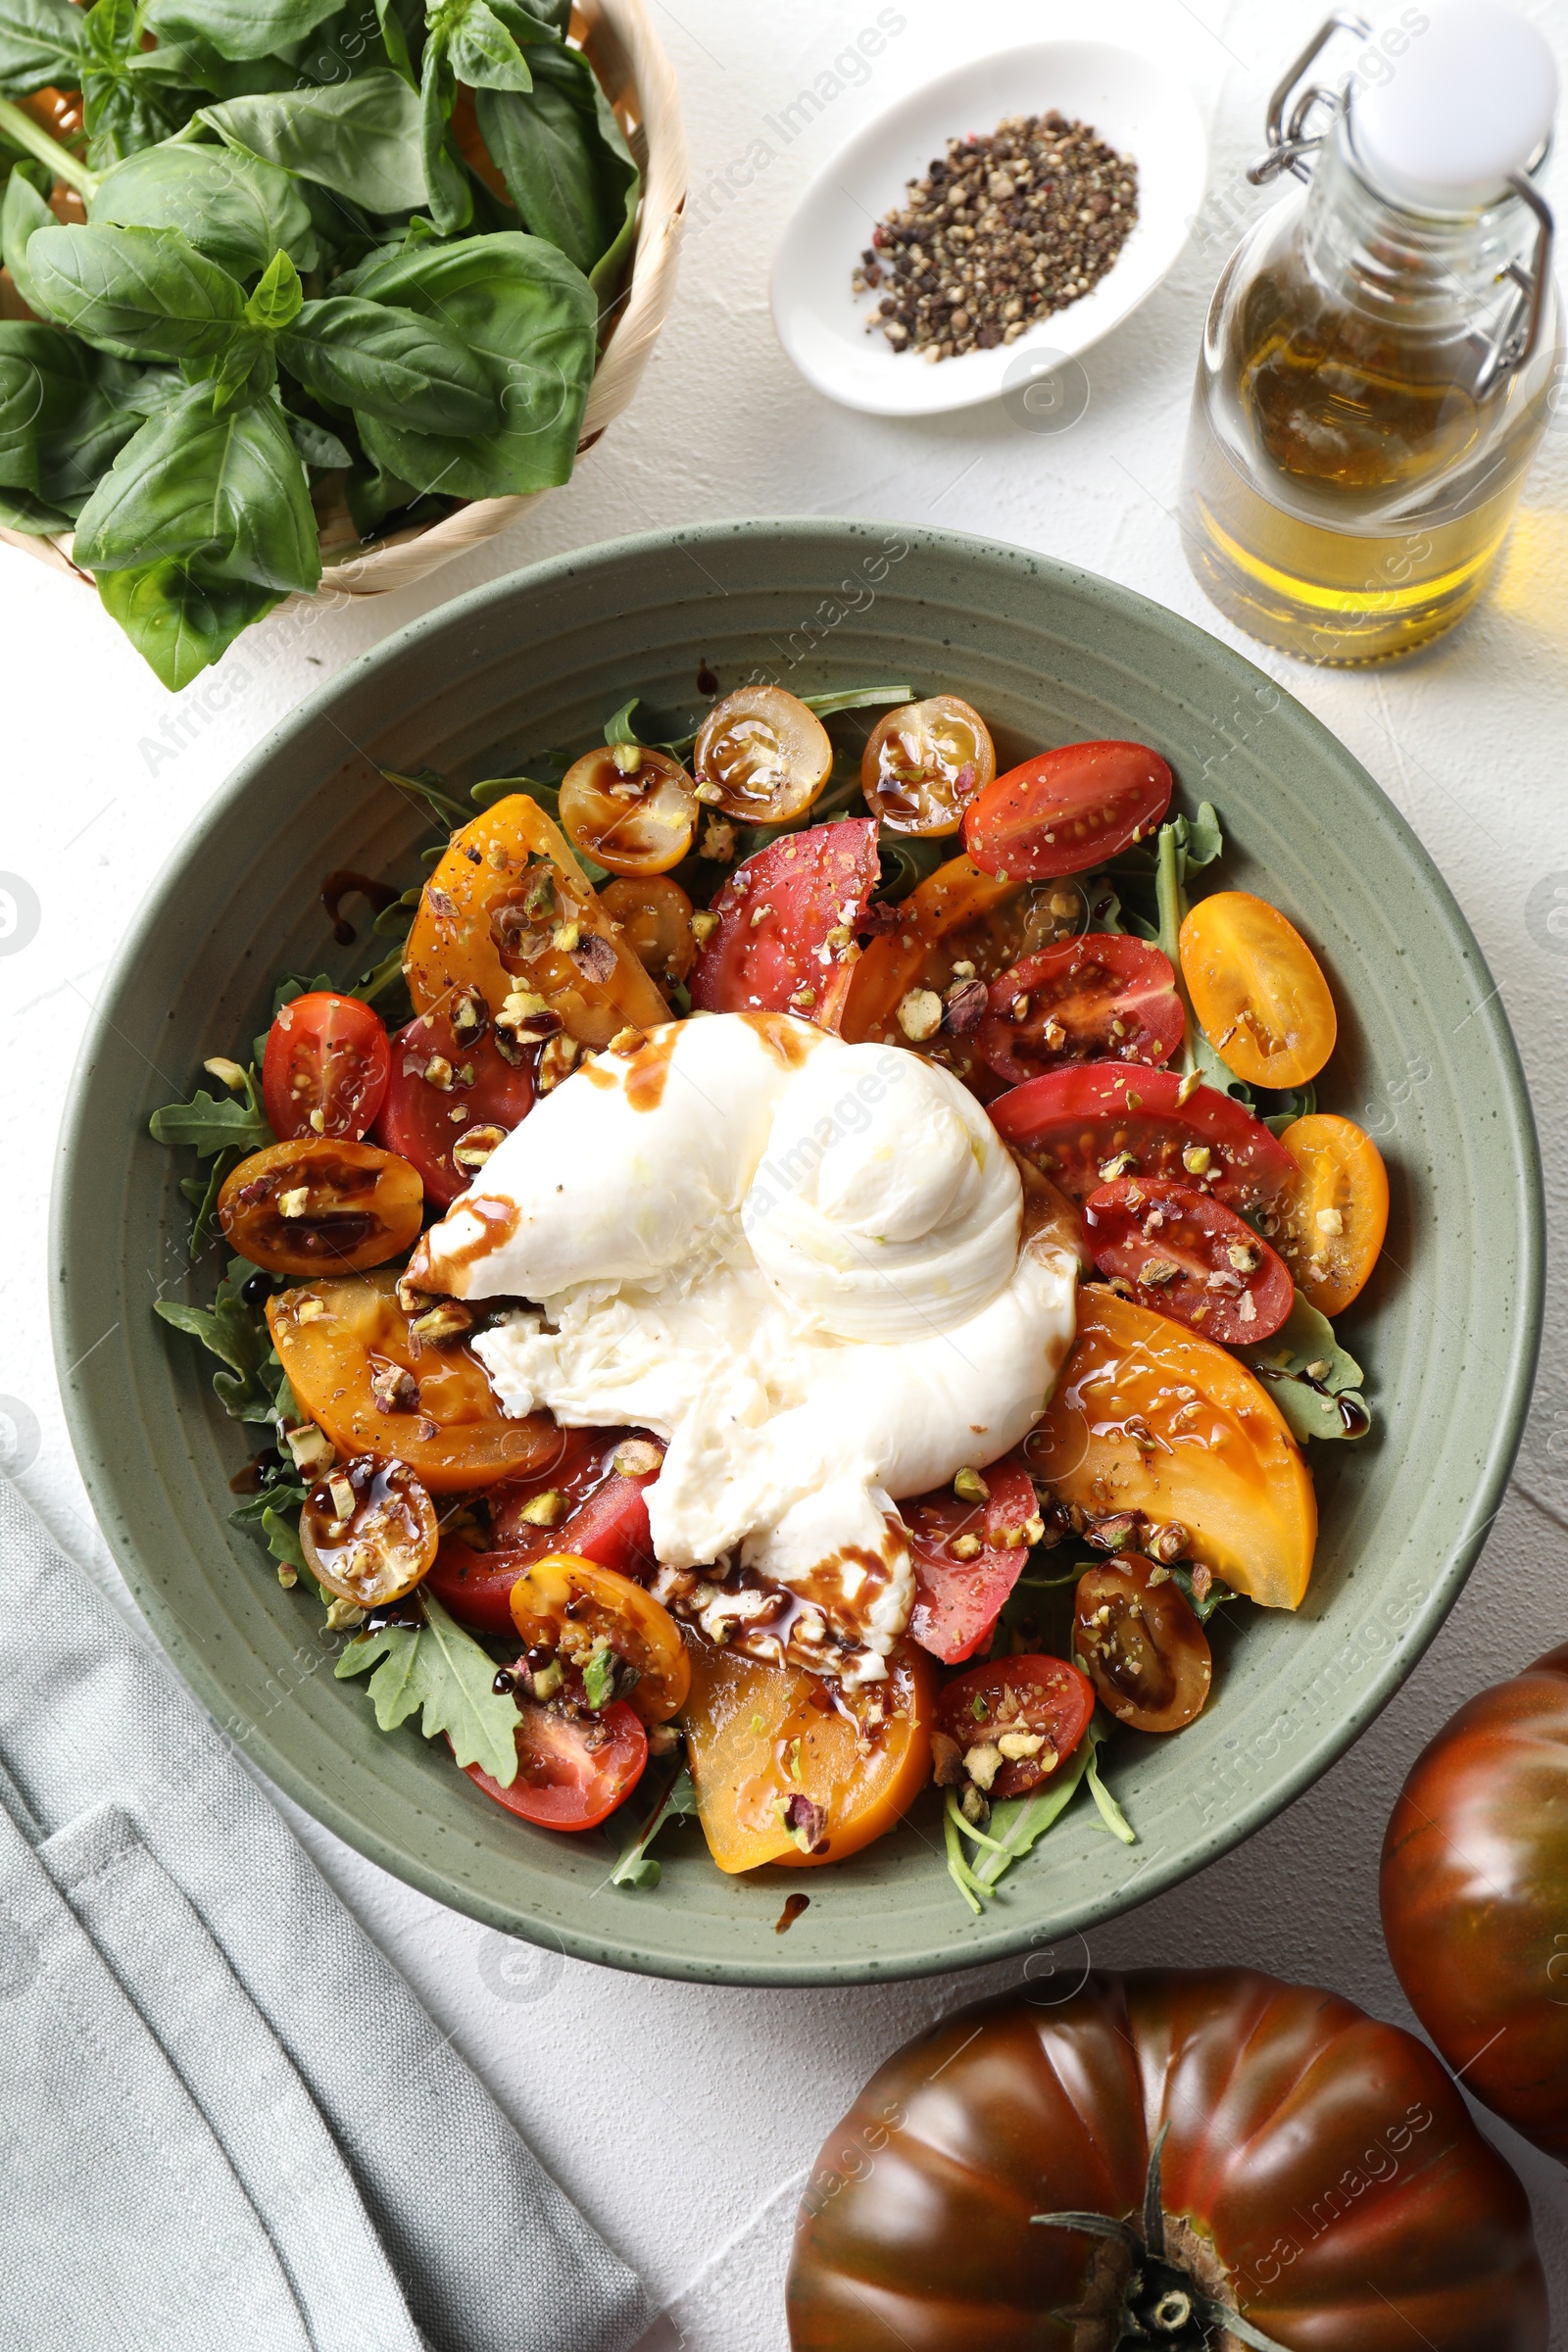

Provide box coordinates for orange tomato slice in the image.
[680,1642,935,1873]
[1276,1113,1390,1316]
[404,793,668,1049]
[840,853,1021,1043]
[508,1552,690,1723]
[1029,1287,1316,1610]
[1179,891,1337,1090]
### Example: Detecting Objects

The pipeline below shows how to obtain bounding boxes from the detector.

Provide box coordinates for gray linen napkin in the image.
[0,1477,651,2352]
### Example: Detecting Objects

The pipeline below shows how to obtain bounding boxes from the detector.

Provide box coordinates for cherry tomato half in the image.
[963,741,1173,881]
[694,685,833,825]
[690,819,879,1029]
[1073,1554,1213,1734]
[559,745,699,877]
[598,874,696,988]
[219,1138,422,1276]
[374,1005,534,1210]
[266,1270,557,1491]
[1276,1112,1390,1316]
[509,1552,689,1723]
[934,1655,1095,1801]
[432,1468,661,1635]
[1084,1177,1294,1344]
[976,935,1184,1085]
[990,1061,1297,1209]
[860,695,997,836]
[1180,891,1337,1090]
[465,1696,647,1832]
[262,990,390,1142]
[299,1455,437,1609]
[905,1453,1039,1665]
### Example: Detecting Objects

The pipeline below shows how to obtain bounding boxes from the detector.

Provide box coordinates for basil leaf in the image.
[0,482,70,528]
[371,0,418,85]
[417,36,472,235]
[1239,1287,1371,1446]
[2,164,55,317]
[336,1590,521,1783]
[475,44,637,282]
[278,293,502,431]
[201,71,426,213]
[0,323,142,513]
[125,31,299,100]
[26,222,247,362]
[145,0,344,66]
[244,245,302,331]
[351,229,593,497]
[98,553,282,688]
[74,377,320,593]
[445,0,533,93]
[285,406,351,467]
[91,141,318,277]
[77,0,182,169]
[0,0,82,94]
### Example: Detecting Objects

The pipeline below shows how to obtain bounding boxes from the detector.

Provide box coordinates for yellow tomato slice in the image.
[860,695,997,836]
[693,685,832,824]
[558,747,698,877]
[1179,891,1337,1089]
[681,1642,935,1873]
[597,875,696,987]
[404,794,668,1048]
[1029,1287,1316,1610]
[1277,1113,1390,1315]
[508,1552,690,1723]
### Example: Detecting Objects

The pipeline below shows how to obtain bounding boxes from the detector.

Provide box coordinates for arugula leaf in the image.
[145,0,345,67]
[610,1761,696,1889]
[74,378,321,595]
[1239,1287,1370,1446]
[349,230,594,498]
[602,694,642,748]
[90,140,318,279]
[475,42,640,282]
[335,1590,521,1783]
[0,0,82,94]
[1261,1081,1316,1137]
[1170,1565,1234,1624]
[98,555,282,689]
[154,1256,279,1419]
[201,72,427,213]
[279,293,502,432]
[798,683,914,720]
[150,1074,271,1155]
[945,1717,1133,1912]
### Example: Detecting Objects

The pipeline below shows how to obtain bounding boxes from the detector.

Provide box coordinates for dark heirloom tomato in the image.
[788,1974,1547,2352]
[905,1453,1039,1664]
[990,1061,1297,1209]
[1382,1645,1568,2162]
[690,819,879,1028]
[1073,1554,1211,1733]
[976,935,1184,1085]
[375,1005,534,1209]
[219,1138,422,1275]
[934,1656,1094,1800]
[263,991,390,1141]
[465,1697,647,1831]
[963,739,1173,880]
[1085,1177,1294,1344]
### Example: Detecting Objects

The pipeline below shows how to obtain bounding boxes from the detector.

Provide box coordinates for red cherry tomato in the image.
[1084,1178,1294,1344]
[263,991,390,1142]
[990,1061,1297,1209]
[976,935,1184,1085]
[689,819,879,1030]
[963,741,1172,881]
[934,1655,1095,1801]
[374,1005,534,1209]
[429,1436,663,1634]
[464,1696,647,1831]
[905,1454,1039,1664]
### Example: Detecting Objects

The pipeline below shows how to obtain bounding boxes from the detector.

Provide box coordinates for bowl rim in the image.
[51,517,1546,1983]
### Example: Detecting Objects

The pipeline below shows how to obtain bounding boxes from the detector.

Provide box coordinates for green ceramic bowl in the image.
[53,521,1543,1984]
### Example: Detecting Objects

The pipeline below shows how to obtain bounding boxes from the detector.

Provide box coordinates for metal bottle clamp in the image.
[1246,9,1555,392]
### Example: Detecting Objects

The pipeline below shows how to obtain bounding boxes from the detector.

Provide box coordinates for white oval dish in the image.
[770,40,1209,416]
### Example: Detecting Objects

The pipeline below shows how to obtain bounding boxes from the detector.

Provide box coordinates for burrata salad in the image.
[155,676,1385,1908]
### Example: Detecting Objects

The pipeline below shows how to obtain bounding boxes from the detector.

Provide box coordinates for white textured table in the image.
[6,1,1567,2341]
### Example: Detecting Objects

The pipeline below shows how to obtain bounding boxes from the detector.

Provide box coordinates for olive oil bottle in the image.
[1182,3,1560,664]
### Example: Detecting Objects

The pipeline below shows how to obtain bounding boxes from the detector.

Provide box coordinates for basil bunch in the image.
[0,0,637,685]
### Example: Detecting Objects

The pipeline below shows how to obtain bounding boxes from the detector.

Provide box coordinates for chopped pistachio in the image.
[203,1054,248,1093]
[515,1489,565,1528]
[962,1741,1004,1791]
[278,1186,309,1219]
[692,909,720,947]
[613,1439,663,1479]
[323,1595,367,1632]
[609,1027,646,1056]
[1176,1069,1201,1104]
[1315,1206,1345,1236]
[950,1532,983,1561]
[996,1730,1045,1760]
[531,1659,564,1700]
[1182,1144,1211,1175]
[610,741,642,775]
[954,1465,990,1502]
[897,989,944,1043]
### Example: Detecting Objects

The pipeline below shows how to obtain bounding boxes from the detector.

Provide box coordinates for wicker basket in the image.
[0,0,686,603]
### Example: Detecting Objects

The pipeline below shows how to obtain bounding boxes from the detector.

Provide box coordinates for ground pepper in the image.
[854,110,1140,362]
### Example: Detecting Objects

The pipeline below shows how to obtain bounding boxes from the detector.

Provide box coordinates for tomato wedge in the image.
[262,991,390,1142]
[1028,1287,1316,1610]
[976,935,1184,1085]
[1276,1112,1390,1316]
[990,1061,1297,1208]
[681,1642,935,1873]
[374,1005,534,1209]
[963,741,1172,881]
[934,1655,1094,1800]
[860,695,996,836]
[1073,1554,1213,1734]
[689,818,879,1029]
[1084,1177,1294,1344]
[509,1552,689,1723]
[266,1270,557,1491]
[466,1698,647,1831]
[905,1453,1040,1664]
[1180,891,1337,1090]
[219,1138,422,1275]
